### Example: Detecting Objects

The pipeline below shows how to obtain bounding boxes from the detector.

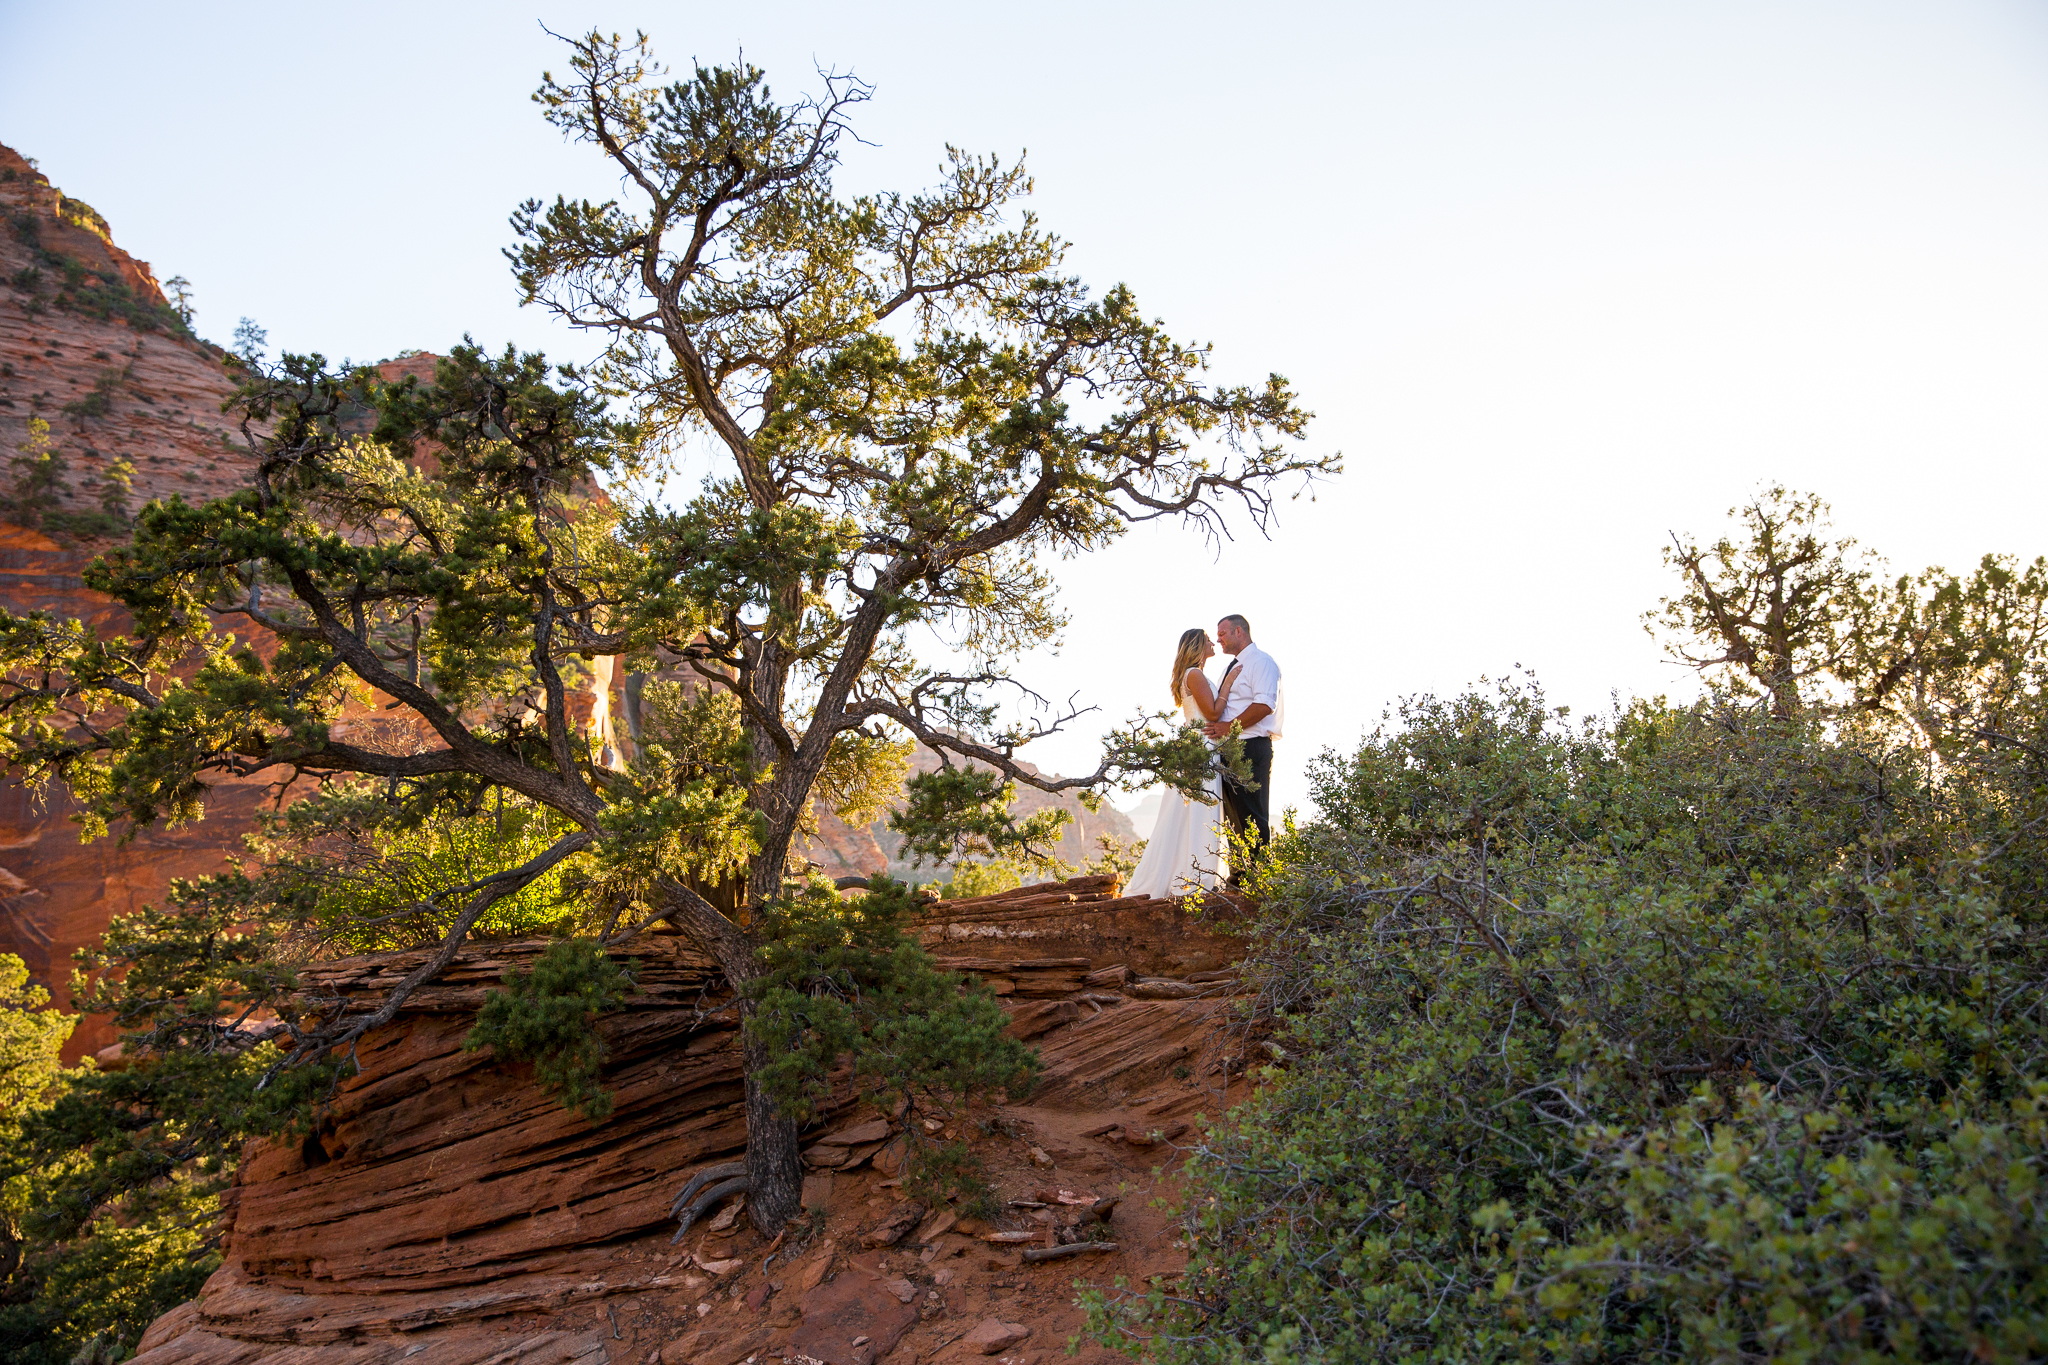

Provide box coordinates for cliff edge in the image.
[131,877,1256,1365]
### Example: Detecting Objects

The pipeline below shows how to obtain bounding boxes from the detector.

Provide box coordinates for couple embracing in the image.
[1126,614,1283,900]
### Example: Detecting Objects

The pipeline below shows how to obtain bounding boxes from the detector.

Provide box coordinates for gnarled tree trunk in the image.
[740,1020,804,1232]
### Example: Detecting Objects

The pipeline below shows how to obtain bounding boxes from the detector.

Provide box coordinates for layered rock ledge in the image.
[133,877,1251,1365]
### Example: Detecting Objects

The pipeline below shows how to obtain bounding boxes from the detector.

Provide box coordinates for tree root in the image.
[671,1163,751,1242]
[671,1161,748,1219]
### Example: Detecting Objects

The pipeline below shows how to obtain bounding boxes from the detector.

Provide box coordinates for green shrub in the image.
[0,954,220,1364]
[1088,681,2048,1362]
[57,269,191,337]
[282,792,585,953]
[6,418,66,529]
[61,366,127,421]
[747,878,1040,1197]
[464,940,638,1122]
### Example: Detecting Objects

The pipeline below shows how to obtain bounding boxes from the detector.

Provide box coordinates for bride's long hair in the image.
[1169,628,1209,706]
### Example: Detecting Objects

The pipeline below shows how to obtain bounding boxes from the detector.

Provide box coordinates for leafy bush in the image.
[272,789,586,953]
[0,954,219,1364]
[1094,495,2048,1363]
[1091,681,2048,1361]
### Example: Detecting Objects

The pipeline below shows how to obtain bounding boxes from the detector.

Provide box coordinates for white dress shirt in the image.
[1220,642,1284,740]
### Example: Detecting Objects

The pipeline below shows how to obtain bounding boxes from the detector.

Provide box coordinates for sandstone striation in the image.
[131,877,1254,1365]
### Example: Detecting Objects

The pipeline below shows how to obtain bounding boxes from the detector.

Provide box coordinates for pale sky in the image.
[4,1,2046,817]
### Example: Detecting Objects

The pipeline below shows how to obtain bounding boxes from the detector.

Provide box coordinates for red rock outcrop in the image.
[0,142,255,520]
[0,142,275,1056]
[131,878,1254,1365]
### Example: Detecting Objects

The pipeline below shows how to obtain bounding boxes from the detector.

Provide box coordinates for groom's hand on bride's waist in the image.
[1209,702,1272,740]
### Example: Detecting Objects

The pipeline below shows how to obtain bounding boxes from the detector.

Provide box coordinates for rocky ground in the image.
[126,875,1259,1365]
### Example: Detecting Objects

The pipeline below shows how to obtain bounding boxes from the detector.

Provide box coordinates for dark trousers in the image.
[1221,736,1273,881]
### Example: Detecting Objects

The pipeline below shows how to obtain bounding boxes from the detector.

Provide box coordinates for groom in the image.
[1204,613,1282,886]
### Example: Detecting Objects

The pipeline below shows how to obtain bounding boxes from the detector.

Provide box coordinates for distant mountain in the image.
[1120,787,1165,841]
[799,740,1139,883]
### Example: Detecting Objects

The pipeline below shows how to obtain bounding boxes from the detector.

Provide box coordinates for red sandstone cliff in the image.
[130,877,1254,1365]
[0,143,254,519]
[0,143,274,1057]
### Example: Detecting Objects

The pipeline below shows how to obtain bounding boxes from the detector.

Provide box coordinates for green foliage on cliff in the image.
[6,416,135,541]
[0,955,219,1365]
[745,877,1040,1121]
[1091,491,2048,1363]
[465,939,639,1122]
[274,787,586,953]
[745,875,1039,1202]
[2,194,192,340]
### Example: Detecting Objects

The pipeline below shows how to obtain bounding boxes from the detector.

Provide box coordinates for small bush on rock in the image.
[465,939,638,1122]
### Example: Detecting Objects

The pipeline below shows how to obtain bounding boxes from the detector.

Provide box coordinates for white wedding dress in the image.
[1125,691,1230,899]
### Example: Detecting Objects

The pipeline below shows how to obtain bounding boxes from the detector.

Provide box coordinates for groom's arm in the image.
[1204,702,1270,738]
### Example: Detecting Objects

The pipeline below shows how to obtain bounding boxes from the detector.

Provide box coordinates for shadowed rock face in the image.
[133,879,1253,1365]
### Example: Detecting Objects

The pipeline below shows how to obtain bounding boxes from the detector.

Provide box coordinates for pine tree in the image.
[0,33,1334,1233]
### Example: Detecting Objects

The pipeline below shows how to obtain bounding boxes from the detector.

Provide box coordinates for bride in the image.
[1125,628,1232,899]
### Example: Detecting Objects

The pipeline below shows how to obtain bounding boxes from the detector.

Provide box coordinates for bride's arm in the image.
[1184,669,1223,722]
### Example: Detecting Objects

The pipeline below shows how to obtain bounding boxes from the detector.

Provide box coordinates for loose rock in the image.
[961,1319,1033,1355]
[788,1271,919,1365]
[859,1200,928,1248]
[816,1118,892,1146]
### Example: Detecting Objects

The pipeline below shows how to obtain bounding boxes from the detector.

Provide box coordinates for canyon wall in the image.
[0,142,277,1056]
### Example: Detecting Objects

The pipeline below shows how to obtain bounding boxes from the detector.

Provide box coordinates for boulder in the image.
[816,1118,892,1146]
[661,1325,768,1365]
[1129,977,1204,999]
[870,1134,910,1177]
